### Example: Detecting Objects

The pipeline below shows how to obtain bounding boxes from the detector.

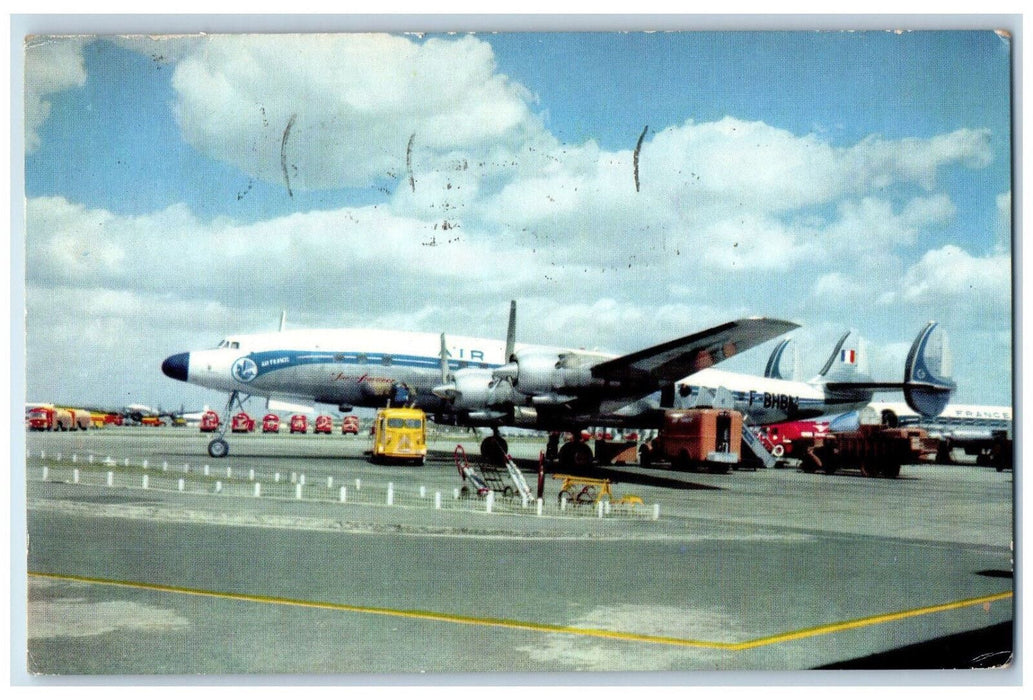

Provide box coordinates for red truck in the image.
[290,414,308,434]
[231,412,255,433]
[262,414,281,433]
[314,415,334,434]
[341,415,360,435]
[199,410,220,432]
[755,420,830,460]
[27,406,74,431]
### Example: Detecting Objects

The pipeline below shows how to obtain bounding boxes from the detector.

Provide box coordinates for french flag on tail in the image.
[840,349,856,364]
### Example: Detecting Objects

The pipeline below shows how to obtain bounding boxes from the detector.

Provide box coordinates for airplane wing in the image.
[590,317,799,386]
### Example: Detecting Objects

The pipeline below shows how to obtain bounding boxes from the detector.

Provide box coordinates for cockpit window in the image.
[216,339,240,349]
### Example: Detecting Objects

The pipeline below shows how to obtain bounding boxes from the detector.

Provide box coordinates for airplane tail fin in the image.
[902,322,955,417]
[764,338,800,381]
[812,330,873,384]
[822,322,956,418]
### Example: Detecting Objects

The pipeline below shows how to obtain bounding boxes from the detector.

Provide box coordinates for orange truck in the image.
[640,408,742,473]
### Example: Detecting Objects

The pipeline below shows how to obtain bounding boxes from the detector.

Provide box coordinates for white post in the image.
[299,474,305,486]
[106,471,114,487]
[387,482,394,506]
[143,460,148,469]
[561,497,567,512]
[521,494,528,509]
[254,483,262,498]
[652,504,660,521]
[327,476,333,489]
[184,464,190,473]
[142,475,149,490]
[56,453,62,461]
[40,450,45,459]
[536,498,543,516]
[453,488,460,500]
[42,466,48,481]
[597,501,604,518]
[604,500,611,515]
[295,483,303,500]
[291,472,297,484]
[178,478,185,492]
[204,465,210,476]
[226,467,232,478]
[420,486,426,498]
[124,458,129,467]
[435,492,442,509]
[73,469,80,484]
[88,454,93,464]
[249,469,255,481]
[275,472,281,483]
[72,454,77,463]
[215,481,222,493]
[162,461,168,471]
[485,491,494,513]
[355,478,361,491]
[339,486,347,503]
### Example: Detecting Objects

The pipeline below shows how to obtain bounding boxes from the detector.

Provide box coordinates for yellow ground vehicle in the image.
[370,407,427,466]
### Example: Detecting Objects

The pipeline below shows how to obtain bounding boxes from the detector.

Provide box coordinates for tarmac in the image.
[19,427,1016,680]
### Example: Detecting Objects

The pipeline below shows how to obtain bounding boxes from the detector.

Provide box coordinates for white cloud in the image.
[169,34,545,190]
[24,37,88,152]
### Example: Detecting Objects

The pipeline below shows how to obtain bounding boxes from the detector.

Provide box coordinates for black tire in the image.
[480,436,508,464]
[207,439,229,459]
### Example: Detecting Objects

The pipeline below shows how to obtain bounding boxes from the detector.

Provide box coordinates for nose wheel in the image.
[207,389,247,458]
[207,438,229,458]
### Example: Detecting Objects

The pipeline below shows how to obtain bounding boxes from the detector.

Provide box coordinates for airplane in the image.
[672,322,955,426]
[161,302,955,468]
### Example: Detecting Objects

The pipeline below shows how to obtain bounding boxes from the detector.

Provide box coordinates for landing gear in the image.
[480,430,509,465]
[207,390,248,459]
[208,439,229,459]
[557,438,593,470]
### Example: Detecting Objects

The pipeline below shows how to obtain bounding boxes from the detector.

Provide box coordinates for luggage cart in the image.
[454,444,528,499]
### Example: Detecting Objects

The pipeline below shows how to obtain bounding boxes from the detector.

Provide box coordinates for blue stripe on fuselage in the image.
[244,349,498,380]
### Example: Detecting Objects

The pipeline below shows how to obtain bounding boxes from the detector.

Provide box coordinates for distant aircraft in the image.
[161,302,954,467]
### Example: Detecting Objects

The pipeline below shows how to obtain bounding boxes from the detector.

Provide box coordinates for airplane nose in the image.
[161,353,190,382]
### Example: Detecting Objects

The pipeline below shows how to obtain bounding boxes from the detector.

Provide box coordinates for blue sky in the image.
[21,28,1014,410]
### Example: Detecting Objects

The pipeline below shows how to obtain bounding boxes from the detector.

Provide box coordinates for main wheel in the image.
[207,439,229,458]
[480,436,508,464]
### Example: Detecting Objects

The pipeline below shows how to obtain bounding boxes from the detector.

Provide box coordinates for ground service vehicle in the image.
[640,408,742,473]
[370,407,427,465]
[341,415,360,434]
[755,420,830,460]
[290,414,308,434]
[27,406,75,431]
[231,412,255,433]
[314,415,334,434]
[200,410,220,432]
[795,424,938,478]
[262,414,280,433]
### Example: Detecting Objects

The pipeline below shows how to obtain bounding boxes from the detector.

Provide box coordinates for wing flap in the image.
[591,317,798,385]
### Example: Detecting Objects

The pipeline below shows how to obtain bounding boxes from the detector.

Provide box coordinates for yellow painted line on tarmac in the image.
[29,571,1012,652]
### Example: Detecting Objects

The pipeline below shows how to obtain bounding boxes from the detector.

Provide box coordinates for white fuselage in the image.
[165,328,868,428]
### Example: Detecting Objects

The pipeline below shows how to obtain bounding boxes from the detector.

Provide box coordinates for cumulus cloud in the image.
[24,37,88,152]
[169,34,545,190]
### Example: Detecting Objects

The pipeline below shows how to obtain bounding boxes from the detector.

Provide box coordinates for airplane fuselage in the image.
[680,369,875,425]
[163,328,869,428]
